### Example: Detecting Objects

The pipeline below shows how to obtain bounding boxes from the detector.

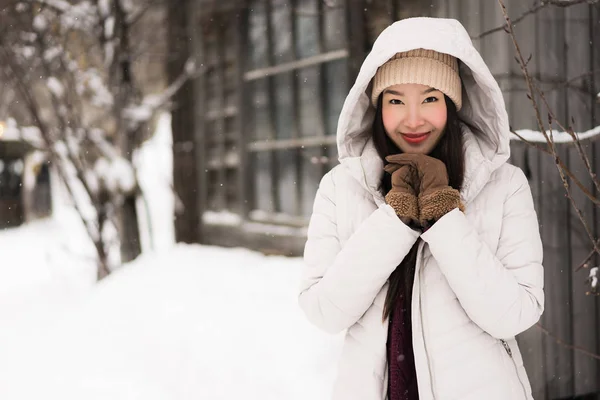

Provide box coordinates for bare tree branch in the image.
[575,243,599,271]
[536,91,600,194]
[127,0,165,26]
[122,58,197,130]
[535,69,600,96]
[498,0,600,262]
[475,0,599,41]
[474,0,542,40]
[0,1,181,278]
[536,323,600,360]
[0,44,110,278]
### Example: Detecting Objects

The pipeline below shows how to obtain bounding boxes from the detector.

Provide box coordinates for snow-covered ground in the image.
[0,208,97,330]
[0,234,342,399]
[0,113,343,399]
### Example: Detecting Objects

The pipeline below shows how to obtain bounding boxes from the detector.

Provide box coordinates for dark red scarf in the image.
[387,290,419,400]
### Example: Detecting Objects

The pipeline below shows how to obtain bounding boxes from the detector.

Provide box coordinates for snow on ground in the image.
[0,111,342,399]
[0,238,342,400]
[0,208,97,330]
[0,222,344,399]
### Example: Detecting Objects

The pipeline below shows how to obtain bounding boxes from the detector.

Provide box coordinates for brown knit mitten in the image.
[385,154,464,225]
[383,162,419,225]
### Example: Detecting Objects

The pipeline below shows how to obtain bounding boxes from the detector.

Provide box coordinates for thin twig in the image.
[34,32,99,203]
[475,0,599,40]
[536,90,600,194]
[536,323,600,360]
[575,244,597,271]
[474,0,542,40]
[565,68,600,85]
[537,68,600,95]
[510,130,600,206]
[127,0,164,26]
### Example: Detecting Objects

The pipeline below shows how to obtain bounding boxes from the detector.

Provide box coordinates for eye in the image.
[389,99,404,105]
[423,96,439,103]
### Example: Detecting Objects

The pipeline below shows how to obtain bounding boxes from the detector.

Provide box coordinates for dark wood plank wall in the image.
[565,4,599,397]
[431,0,600,398]
[503,1,548,397]
[593,5,600,397]
[538,5,574,397]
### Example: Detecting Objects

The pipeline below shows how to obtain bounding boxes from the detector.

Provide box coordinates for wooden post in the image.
[115,0,142,262]
[186,0,207,242]
[346,0,366,80]
[237,1,251,220]
[290,0,303,218]
[169,0,201,243]
[265,0,281,214]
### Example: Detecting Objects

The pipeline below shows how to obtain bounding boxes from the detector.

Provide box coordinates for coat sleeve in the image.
[421,167,544,339]
[298,169,420,334]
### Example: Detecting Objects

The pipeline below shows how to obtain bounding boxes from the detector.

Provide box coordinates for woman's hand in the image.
[383,161,419,226]
[385,153,464,224]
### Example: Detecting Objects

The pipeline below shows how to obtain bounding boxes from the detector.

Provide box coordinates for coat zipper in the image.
[500,339,528,399]
[417,242,438,399]
[500,339,512,357]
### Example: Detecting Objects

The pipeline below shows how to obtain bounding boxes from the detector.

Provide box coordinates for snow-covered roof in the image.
[0,119,44,148]
[511,125,600,143]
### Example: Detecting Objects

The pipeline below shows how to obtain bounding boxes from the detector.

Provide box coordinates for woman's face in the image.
[381,83,448,154]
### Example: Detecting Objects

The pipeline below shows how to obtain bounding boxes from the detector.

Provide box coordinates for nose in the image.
[403,105,425,130]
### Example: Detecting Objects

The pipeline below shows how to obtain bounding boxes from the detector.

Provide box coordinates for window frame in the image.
[239,0,349,225]
[191,0,366,228]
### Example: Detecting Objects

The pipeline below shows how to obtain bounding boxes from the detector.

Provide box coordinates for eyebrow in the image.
[384,87,439,96]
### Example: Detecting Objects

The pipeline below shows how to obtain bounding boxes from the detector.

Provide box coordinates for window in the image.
[199,8,242,215]
[244,0,348,225]
[0,158,23,199]
[194,0,350,229]
[33,162,52,217]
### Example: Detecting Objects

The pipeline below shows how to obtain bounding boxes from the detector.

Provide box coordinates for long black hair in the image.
[373,93,465,321]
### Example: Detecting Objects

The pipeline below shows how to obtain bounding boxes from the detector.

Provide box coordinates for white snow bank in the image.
[134,112,175,252]
[511,125,600,143]
[0,118,44,147]
[0,244,342,400]
[0,209,97,330]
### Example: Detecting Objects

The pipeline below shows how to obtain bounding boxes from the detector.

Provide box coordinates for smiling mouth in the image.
[401,132,430,144]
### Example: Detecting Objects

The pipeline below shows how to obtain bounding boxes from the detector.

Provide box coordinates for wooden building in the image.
[169,1,600,398]
[0,140,28,228]
[0,125,52,229]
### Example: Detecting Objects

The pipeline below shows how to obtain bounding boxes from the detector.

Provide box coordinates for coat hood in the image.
[336,17,511,204]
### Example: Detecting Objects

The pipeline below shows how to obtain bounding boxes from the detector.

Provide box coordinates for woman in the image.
[298,17,544,400]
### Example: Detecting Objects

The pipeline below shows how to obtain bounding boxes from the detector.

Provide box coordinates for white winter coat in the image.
[298,18,544,400]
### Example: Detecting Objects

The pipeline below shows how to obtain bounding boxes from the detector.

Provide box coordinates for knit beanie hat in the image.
[370,49,462,111]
